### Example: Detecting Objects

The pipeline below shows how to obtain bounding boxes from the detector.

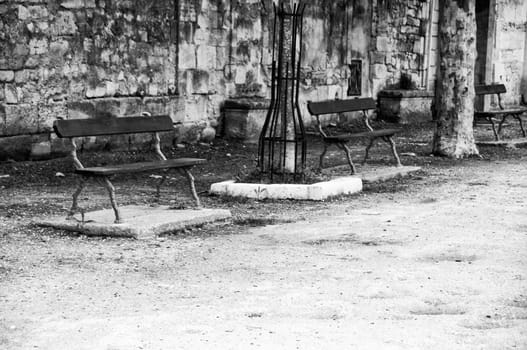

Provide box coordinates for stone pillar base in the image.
[378,89,434,124]
[223,98,271,144]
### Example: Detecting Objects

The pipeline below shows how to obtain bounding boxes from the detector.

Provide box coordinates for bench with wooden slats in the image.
[474,84,527,140]
[307,98,402,174]
[53,114,206,223]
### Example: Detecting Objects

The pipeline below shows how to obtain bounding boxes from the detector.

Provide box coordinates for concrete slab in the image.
[322,165,422,184]
[359,166,422,183]
[210,176,363,201]
[476,138,527,148]
[36,206,232,239]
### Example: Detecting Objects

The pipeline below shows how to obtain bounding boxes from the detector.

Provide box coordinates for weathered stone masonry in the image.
[0,0,526,160]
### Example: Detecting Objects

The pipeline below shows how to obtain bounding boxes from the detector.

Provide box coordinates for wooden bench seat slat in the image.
[54,115,174,138]
[324,129,400,143]
[75,158,206,176]
[475,107,527,116]
[475,84,506,95]
[307,98,376,115]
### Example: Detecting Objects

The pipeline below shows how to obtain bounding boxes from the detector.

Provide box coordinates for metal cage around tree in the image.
[258,1,307,182]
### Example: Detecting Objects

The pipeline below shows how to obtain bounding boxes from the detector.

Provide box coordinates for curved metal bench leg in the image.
[514,114,526,137]
[362,138,375,165]
[67,176,87,220]
[183,168,201,208]
[341,143,356,174]
[156,176,167,199]
[100,176,122,224]
[488,117,499,141]
[384,136,402,167]
[319,142,328,169]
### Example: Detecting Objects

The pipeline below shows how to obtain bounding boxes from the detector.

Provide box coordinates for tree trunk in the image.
[432,0,479,158]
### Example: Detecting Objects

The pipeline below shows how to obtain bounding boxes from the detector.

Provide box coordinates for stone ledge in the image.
[378,89,434,98]
[223,98,271,110]
[210,177,363,201]
[476,138,527,148]
[359,166,422,183]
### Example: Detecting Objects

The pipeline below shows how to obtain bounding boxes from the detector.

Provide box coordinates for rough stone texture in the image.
[0,0,525,159]
[37,206,232,239]
[223,98,270,143]
[370,0,429,96]
[494,0,527,105]
[378,90,434,124]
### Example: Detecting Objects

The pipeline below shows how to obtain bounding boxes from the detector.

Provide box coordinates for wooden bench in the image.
[307,98,402,174]
[474,84,527,140]
[53,115,206,224]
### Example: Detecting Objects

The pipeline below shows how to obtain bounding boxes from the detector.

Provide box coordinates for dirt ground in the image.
[0,124,526,349]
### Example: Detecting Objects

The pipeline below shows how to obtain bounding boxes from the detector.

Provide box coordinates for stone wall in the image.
[0,0,180,159]
[370,0,429,96]
[0,0,367,160]
[492,0,527,105]
[1,0,526,160]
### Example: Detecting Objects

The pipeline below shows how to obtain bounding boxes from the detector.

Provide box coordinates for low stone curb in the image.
[210,176,363,201]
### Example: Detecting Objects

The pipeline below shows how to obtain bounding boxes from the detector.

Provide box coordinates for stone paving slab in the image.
[36,206,232,239]
[359,166,421,183]
[476,137,527,148]
[323,165,421,184]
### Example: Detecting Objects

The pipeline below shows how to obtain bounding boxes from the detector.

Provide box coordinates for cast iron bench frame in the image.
[53,114,206,224]
[474,84,527,140]
[307,98,402,174]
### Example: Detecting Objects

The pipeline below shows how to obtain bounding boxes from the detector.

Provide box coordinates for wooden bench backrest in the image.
[475,84,506,96]
[307,98,376,116]
[53,115,174,138]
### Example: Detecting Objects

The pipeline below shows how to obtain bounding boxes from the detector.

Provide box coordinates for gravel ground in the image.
[0,123,526,349]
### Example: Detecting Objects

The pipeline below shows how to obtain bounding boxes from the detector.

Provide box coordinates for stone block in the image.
[5,84,18,104]
[196,45,216,70]
[29,38,48,55]
[0,134,32,161]
[164,96,185,124]
[376,36,390,52]
[67,100,96,119]
[38,101,68,132]
[27,5,48,19]
[60,0,96,9]
[176,123,200,143]
[179,44,196,70]
[144,97,169,116]
[50,133,70,157]
[51,11,77,35]
[378,89,434,124]
[86,85,107,99]
[0,70,14,82]
[30,140,51,160]
[372,64,388,79]
[191,70,210,94]
[3,103,39,135]
[119,97,144,116]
